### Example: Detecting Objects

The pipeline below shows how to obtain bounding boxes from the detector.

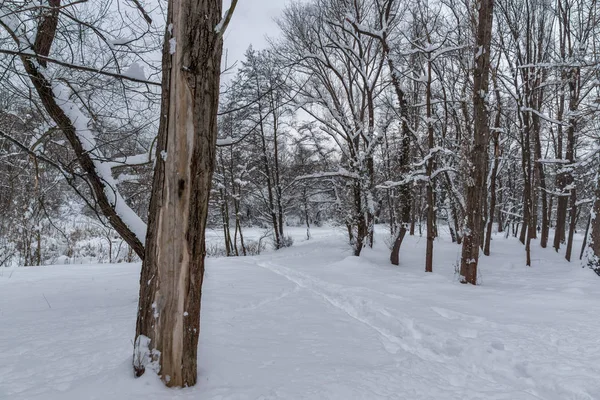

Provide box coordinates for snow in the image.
[216,136,235,146]
[50,83,147,244]
[475,46,484,60]
[1,226,600,399]
[109,152,152,167]
[123,62,146,81]
[215,7,233,34]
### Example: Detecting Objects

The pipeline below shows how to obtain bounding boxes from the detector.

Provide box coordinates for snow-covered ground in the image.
[1,226,599,400]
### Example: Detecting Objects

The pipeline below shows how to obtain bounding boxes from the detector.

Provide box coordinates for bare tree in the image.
[279,0,387,256]
[460,0,495,285]
[0,1,161,260]
[587,160,600,275]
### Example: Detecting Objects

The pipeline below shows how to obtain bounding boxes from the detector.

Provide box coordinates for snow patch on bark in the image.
[133,335,160,377]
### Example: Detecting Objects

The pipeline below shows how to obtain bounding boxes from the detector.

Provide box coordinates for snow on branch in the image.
[295,169,360,181]
[51,82,148,243]
[215,0,239,36]
[0,48,160,86]
[108,152,153,168]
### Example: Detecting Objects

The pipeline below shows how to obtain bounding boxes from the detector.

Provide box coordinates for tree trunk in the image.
[484,131,500,256]
[553,10,568,252]
[460,0,494,285]
[230,149,244,256]
[373,18,413,265]
[580,214,590,261]
[565,189,577,262]
[303,188,311,240]
[220,190,232,256]
[563,66,579,261]
[484,78,502,256]
[133,0,224,387]
[353,182,367,256]
[425,54,434,273]
[497,178,504,233]
[533,126,549,248]
[271,96,285,243]
[253,75,280,249]
[587,169,600,274]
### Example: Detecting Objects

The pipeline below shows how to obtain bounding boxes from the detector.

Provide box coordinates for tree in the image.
[460,0,495,285]
[345,0,414,266]
[279,0,386,256]
[0,1,160,261]
[587,160,600,275]
[133,0,237,388]
[237,48,292,249]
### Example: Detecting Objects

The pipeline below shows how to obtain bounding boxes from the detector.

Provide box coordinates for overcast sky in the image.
[222,0,292,71]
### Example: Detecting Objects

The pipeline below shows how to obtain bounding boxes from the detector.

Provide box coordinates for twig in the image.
[127,0,153,25]
[42,293,52,309]
[0,48,160,87]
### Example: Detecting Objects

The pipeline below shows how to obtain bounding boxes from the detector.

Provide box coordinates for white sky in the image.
[222,0,292,71]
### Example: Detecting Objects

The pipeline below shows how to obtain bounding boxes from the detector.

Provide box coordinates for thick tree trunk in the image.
[459,0,494,285]
[133,0,223,387]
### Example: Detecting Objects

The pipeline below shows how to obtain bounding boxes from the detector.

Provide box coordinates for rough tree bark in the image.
[588,167,600,275]
[425,49,435,273]
[133,0,233,387]
[459,0,494,285]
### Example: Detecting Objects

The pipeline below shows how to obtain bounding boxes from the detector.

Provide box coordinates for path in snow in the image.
[1,227,599,399]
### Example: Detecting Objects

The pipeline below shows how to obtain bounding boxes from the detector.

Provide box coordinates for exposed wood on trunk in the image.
[134,0,225,387]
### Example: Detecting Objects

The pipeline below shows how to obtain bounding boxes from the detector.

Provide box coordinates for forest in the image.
[1,0,600,398]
